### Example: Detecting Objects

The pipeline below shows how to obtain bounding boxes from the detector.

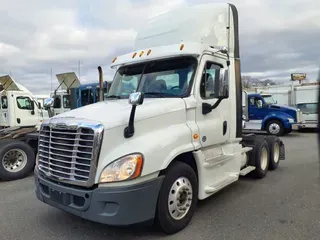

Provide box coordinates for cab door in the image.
[194,54,231,147]
[194,54,238,190]
[14,94,38,127]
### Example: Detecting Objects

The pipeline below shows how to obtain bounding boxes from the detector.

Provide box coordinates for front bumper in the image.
[291,122,306,130]
[34,169,164,226]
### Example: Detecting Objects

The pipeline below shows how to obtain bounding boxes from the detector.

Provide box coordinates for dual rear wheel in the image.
[251,136,281,178]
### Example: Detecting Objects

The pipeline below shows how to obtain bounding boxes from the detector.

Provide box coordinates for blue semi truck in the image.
[243,92,305,136]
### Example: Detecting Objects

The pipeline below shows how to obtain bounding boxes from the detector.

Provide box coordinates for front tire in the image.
[0,140,35,181]
[155,161,198,234]
[266,120,284,136]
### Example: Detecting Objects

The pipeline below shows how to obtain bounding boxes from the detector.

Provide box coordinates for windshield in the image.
[107,57,197,99]
[262,95,276,104]
[297,103,317,114]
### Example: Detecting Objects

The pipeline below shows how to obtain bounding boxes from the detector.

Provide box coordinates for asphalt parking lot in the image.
[1,131,319,240]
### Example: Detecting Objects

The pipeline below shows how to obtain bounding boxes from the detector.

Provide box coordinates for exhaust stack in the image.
[98,66,104,102]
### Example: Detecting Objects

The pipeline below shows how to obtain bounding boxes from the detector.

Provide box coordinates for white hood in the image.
[53,98,187,130]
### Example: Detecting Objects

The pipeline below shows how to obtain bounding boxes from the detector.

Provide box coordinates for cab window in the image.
[81,89,94,106]
[16,96,33,110]
[1,96,8,109]
[200,62,220,99]
[249,97,263,108]
[63,95,71,108]
[53,96,61,108]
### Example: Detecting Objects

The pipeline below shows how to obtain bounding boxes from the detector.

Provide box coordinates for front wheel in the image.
[155,161,198,234]
[266,120,284,136]
[0,140,35,181]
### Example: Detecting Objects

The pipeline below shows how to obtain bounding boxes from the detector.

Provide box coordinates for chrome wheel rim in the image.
[273,142,280,163]
[168,177,193,220]
[269,123,280,135]
[2,149,27,173]
[261,147,268,171]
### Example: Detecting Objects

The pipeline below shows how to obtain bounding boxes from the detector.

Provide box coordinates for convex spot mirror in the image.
[44,98,54,108]
[129,92,144,106]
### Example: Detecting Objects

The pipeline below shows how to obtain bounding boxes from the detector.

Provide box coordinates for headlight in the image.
[99,153,144,183]
[288,118,294,123]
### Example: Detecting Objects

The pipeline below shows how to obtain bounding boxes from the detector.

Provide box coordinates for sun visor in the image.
[55,72,81,90]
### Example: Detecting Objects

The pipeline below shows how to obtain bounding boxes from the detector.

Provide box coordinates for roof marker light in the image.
[180,44,184,51]
[147,49,152,55]
[132,52,137,58]
[139,51,144,57]
[112,57,117,63]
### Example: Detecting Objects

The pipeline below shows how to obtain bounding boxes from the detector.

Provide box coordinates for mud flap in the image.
[279,140,285,160]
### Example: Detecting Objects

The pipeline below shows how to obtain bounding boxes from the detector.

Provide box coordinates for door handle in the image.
[223,121,227,135]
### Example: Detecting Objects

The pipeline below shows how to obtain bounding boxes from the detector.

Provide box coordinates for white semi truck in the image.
[0,75,49,128]
[34,3,286,234]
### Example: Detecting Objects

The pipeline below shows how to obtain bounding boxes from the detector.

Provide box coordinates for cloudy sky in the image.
[1,0,319,95]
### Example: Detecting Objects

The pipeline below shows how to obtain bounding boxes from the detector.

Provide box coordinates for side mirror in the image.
[31,101,35,115]
[214,69,229,99]
[129,92,144,106]
[124,92,144,138]
[44,98,54,108]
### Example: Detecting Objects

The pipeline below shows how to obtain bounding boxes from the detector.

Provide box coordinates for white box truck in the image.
[34,3,286,234]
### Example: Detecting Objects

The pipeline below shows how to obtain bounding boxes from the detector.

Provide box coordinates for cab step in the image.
[239,166,256,176]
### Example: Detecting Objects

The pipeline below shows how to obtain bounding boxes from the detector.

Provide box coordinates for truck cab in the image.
[50,72,111,115]
[69,81,110,110]
[0,75,49,128]
[50,90,71,115]
[244,93,304,135]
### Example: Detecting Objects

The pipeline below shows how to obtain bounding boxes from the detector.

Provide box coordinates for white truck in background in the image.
[0,75,49,129]
[249,83,318,128]
[34,3,286,234]
[50,72,81,115]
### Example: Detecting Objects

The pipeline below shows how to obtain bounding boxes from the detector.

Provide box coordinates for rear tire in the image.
[266,120,284,136]
[266,136,281,170]
[252,139,270,179]
[155,161,198,234]
[0,140,35,181]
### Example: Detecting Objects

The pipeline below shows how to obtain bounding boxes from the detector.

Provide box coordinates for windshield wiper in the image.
[144,92,178,98]
[105,95,122,99]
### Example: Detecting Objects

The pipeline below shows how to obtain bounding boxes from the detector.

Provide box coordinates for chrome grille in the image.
[37,118,104,187]
[296,109,303,123]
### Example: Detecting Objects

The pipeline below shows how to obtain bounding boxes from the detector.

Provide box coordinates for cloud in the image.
[0,0,319,95]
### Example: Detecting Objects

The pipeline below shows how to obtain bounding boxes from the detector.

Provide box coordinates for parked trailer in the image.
[34,3,286,234]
